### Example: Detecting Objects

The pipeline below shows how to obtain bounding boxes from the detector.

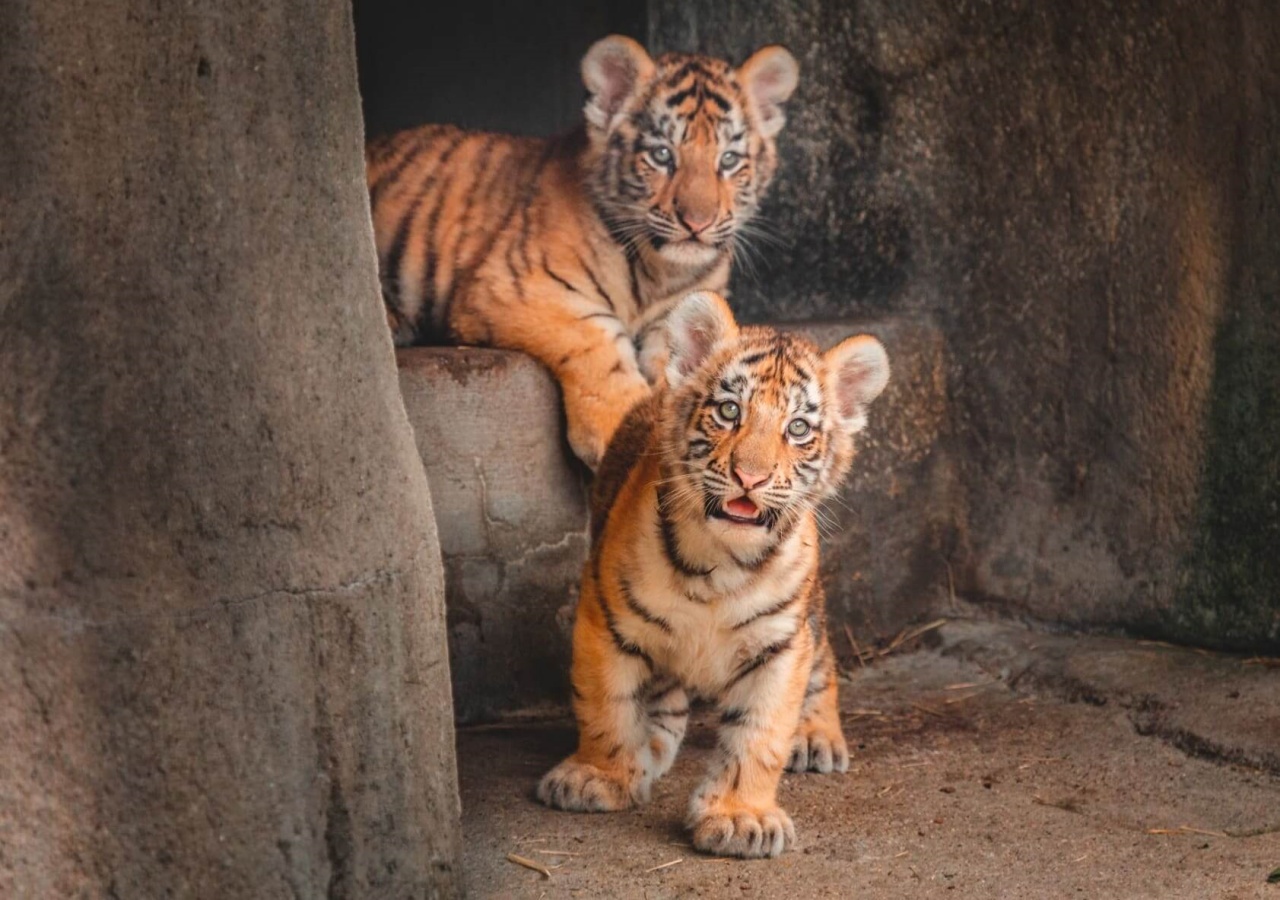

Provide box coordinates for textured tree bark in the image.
[0,1,461,896]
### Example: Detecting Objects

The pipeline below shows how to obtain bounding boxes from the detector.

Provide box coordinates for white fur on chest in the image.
[625,516,810,696]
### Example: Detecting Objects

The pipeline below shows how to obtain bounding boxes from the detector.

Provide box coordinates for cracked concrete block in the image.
[398,349,591,722]
[398,315,950,720]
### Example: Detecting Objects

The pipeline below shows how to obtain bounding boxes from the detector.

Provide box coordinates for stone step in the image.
[397,315,953,722]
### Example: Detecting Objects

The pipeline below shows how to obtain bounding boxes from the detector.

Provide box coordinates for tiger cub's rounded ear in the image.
[737,45,799,138]
[582,35,655,130]
[665,292,738,387]
[823,335,890,434]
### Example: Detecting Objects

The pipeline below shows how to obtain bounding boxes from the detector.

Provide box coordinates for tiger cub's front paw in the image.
[786,721,850,774]
[689,803,796,858]
[537,757,635,812]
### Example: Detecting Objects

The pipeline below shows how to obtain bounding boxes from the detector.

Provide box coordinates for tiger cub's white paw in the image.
[537,758,635,812]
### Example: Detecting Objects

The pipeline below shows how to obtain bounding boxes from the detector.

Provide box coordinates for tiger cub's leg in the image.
[643,677,689,782]
[687,643,811,858]
[786,632,850,774]
[460,301,649,470]
[537,580,669,811]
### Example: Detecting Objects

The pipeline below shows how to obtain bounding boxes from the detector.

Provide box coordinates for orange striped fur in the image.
[365,37,799,468]
[537,293,891,858]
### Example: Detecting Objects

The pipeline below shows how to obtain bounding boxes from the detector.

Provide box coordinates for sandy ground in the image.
[456,621,1280,899]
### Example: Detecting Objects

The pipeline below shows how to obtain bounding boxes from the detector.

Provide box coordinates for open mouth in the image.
[712,495,767,526]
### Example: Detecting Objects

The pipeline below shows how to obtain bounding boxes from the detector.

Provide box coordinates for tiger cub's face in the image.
[581,36,799,267]
[659,293,890,547]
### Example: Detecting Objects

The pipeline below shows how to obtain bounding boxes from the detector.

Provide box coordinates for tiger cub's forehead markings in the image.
[643,53,746,144]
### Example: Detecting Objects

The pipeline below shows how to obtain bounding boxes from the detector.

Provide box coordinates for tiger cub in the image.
[537,292,890,858]
[365,37,799,469]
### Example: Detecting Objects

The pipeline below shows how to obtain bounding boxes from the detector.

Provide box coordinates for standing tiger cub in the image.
[537,292,890,858]
[366,37,799,469]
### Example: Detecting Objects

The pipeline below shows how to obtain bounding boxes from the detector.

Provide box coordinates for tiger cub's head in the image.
[580,36,799,266]
[658,292,889,550]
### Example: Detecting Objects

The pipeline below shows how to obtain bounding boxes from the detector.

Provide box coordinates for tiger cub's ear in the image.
[823,335,890,434]
[737,46,800,138]
[665,292,739,388]
[582,35,655,130]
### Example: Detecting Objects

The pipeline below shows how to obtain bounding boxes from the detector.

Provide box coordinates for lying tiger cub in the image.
[538,292,890,858]
[366,37,799,470]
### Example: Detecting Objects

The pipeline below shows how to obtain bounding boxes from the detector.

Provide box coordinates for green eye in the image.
[649,146,673,167]
[718,400,741,422]
[720,150,742,170]
[787,418,811,439]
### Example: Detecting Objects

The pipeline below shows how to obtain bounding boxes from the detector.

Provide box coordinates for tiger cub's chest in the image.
[626,544,811,696]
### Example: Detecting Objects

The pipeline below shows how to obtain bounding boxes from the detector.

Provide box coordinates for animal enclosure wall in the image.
[354,0,1280,718]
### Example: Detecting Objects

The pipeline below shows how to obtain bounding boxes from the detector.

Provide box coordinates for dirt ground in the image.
[456,621,1280,898]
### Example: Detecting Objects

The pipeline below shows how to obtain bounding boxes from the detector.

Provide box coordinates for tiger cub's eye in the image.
[649,146,674,167]
[787,418,811,438]
[718,400,741,422]
[719,150,742,170]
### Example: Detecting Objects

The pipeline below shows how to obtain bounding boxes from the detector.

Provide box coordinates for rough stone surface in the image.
[396,316,950,720]
[456,622,1280,897]
[650,1,1280,652]
[398,349,591,722]
[0,2,460,896]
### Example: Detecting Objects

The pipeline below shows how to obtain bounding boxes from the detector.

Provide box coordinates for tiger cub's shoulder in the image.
[589,393,660,543]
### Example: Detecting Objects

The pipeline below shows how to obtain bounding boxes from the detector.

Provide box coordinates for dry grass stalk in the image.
[644,858,684,873]
[1145,824,1228,838]
[844,623,867,669]
[507,853,552,878]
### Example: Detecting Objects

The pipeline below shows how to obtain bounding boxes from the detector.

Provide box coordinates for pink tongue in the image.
[726,497,759,519]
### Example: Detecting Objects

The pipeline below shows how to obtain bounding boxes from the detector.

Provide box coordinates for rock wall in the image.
[0,1,461,895]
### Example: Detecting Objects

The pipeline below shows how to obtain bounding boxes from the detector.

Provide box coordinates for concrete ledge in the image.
[398,316,953,722]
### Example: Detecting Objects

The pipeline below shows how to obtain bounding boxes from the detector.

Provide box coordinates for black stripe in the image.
[441,139,558,332]
[597,590,653,667]
[665,60,712,87]
[731,515,799,569]
[592,558,653,668]
[646,679,681,703]
[654,720,682,737]
[687,438,711,459]
[414,136,473,326]
[626,254,642,305]
[719,707,748,726]
[543,253,582,294]
[446,135,501,273]
[652,707,690,719]
[657,488,715,578]
[730,589,801,630]
[380,135,468,314]
[368,130,433,206]
[666,85,697,107]
[739,350,769,367]
[724,633,795,691]
[577,254,617,312]
[703,89,732,112]
[620,575,673,634]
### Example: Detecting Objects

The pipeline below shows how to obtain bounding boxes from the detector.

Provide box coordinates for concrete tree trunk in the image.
[0,1,461,896]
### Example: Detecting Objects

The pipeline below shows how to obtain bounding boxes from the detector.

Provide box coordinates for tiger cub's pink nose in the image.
[734,466,770,490]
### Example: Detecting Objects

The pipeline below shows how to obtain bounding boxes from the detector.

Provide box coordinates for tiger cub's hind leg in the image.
[786,634,849,775]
